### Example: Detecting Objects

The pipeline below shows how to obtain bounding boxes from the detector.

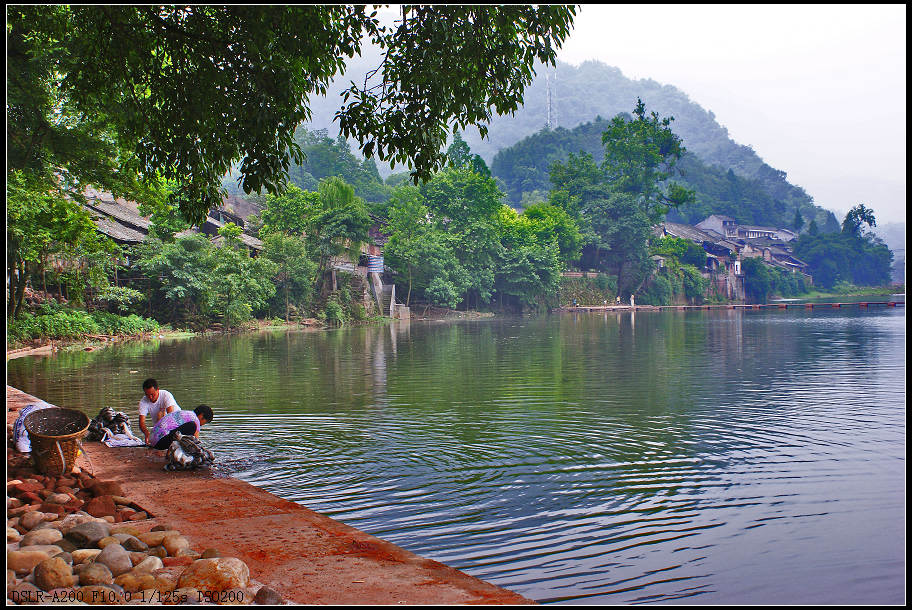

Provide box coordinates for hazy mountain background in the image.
[290,51,901,265]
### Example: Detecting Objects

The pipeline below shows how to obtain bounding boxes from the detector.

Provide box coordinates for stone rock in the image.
[113,571,157,593]
[162,535,189,556]
[151,567,182,591]
[15,544,64,557]
[127,511,148,521]
[162,556,194,568]
[95,543,133,577]
[110,525,143,537]
[137,530,179,547]
[71,548,102,564]
[45,493,71,504]
[58,512,98,532]
[177,558,250,593]
[56,551,74,565]
[147,545,167,559]
[253,585,283,605]
[101,516,116,524]
[53,538,77,553]
[200,548,219,559]
[84,495,117,518]
[58,477,77,488]
[19,511,46,531]
[133,556,163,574]
[34,556,76,591]
[8,497,23,509]
[79,562,114,586]
[175,548,200,559]
[97,535,120,548]
[110,495,133,506]
[120,535,148,552]
[65,521,110,548]
[7,527,22,543]
[89,481,124,497]
[20,527,63,547]
[8,549,51,575]
[150,525,169,532]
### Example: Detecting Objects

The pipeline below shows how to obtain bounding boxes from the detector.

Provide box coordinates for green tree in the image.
[7,170,115,318]
[600,99,695,223]
[9,6,576,223]
[261,185,319,236]
[741,256,773,303]
[211,225,278,330]
[304,178,372,293]
[793,208,805,232]
[262,233,315,322]
[841,203,877,237]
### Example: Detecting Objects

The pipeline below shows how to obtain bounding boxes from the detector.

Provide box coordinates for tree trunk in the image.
[406,265,412,307]
[7,256,20,318]
[285,281,290,323]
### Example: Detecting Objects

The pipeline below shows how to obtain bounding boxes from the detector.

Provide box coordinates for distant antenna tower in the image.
[546,71,553,129]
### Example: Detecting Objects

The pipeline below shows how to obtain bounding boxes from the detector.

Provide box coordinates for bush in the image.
[324,299,345,326]
[7,307,158,344]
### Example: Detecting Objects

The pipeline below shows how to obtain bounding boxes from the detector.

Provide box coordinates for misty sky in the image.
[556,4,906,225]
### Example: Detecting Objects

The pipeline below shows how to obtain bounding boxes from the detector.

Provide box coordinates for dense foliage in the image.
[492,116,838,232]
[8,5,575,223]
[792,205,893,289]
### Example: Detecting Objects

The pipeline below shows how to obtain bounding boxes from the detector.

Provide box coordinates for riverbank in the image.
[6,386,532,605]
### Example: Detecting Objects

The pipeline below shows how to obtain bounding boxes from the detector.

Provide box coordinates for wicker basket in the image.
[24,408,90,475]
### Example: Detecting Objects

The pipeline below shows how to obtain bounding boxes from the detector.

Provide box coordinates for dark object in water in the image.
[164,432,215,471]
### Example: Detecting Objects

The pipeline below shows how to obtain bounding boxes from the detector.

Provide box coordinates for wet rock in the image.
[95,543,133,577]
[79,562,114,586]
[177,558,250,593]
[254,585,283,605]
[20,527,63,547]
[8,549,51,575]
[71,548,102,564]
[85,495,117,518]
[34,556,76,591]
[65,521,110,547]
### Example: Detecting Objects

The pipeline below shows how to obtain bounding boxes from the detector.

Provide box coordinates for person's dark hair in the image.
[194,404,213,423]
[142,378,158,391]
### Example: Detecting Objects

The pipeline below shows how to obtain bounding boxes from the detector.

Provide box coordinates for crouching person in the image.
[148,404,213,450]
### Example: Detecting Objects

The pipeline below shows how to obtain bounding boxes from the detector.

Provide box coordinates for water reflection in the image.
[7,309,905,605]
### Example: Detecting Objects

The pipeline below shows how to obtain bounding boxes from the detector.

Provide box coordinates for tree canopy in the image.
[8,5,576,223]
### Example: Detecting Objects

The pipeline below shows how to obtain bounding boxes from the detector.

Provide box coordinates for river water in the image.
[7,306,905,604]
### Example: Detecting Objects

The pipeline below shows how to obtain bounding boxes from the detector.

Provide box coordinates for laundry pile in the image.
[86,407,145,447]
[164,432,215,471]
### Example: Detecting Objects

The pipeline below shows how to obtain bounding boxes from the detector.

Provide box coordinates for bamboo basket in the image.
[24,408,90,475]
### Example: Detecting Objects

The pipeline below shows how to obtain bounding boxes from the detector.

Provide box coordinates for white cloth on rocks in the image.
[13,402,55,453]
[101,431,145,447]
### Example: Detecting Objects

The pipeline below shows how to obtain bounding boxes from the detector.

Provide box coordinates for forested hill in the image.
[301,56,838,231]
[491,117,840,231]
[471,59,838,230]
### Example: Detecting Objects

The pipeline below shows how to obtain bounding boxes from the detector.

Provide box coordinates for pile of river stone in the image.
[7,462,283,604]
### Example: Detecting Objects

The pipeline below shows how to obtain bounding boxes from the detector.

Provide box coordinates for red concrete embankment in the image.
[7,386,533,605]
